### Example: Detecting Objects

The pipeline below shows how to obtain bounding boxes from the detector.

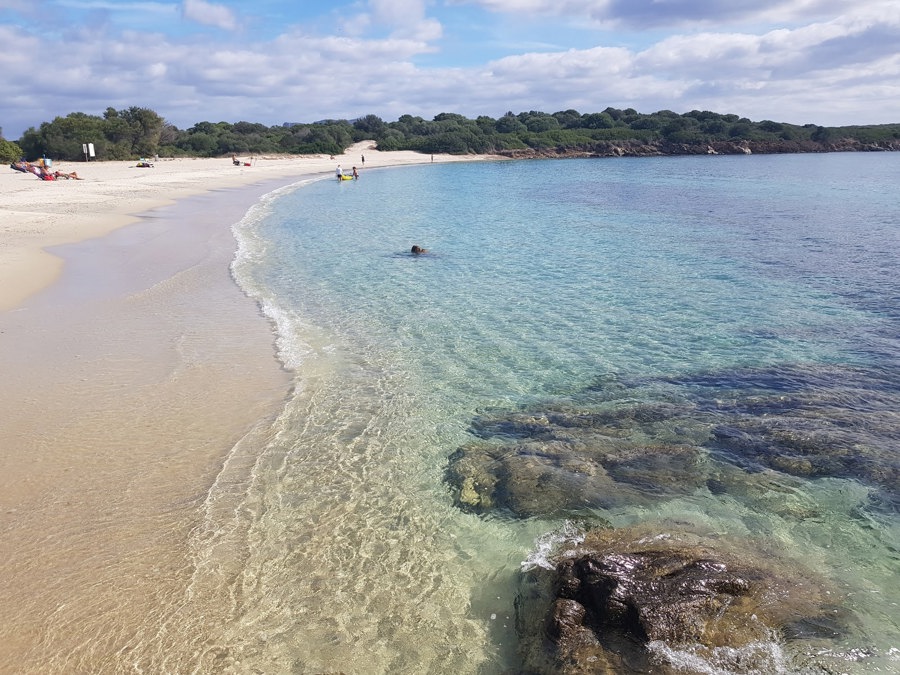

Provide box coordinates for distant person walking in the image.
[361,154,365,165]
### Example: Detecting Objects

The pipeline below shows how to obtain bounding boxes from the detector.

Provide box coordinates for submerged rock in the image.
[693,364,900,506]
[516,526,845,674]
[446,438,705,518]
[446,362,900,520]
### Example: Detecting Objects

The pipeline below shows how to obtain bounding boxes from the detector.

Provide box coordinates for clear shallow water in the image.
[211,153,899,673]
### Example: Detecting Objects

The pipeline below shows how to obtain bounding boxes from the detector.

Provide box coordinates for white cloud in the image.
[450,0,890,28]
[53,0,174,11]
[181,0,237,31]
[1,2,899,138]
[343,0,443,40]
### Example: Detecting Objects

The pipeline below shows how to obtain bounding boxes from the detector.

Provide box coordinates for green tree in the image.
[729,122,753,139]
[375,128,406,151]
[811,126,832,143]
[552,109,582,128]
[180,132,218,155]
[354,114,386,136]
[19,112,107,161]
[582,112,615,129]
[0,138,23,163]
[120,106,164,156]
[495,113,526,134]
[522,113,559,133]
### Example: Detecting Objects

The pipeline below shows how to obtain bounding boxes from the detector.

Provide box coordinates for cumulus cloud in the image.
[343,0,442,40]
[182,0,237,31]
[1,1,899,138]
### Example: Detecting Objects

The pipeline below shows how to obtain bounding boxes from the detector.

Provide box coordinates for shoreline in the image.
[0,141,497,312]
[0,180,298,672]
[0,142,497,671]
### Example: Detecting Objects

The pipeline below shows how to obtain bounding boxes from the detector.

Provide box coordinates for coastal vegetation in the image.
[0,128,22,163]
[6,107,900,161]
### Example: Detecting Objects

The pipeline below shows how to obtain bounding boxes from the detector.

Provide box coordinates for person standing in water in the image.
[336,165,343,180]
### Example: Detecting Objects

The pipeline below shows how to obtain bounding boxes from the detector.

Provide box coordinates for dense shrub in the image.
[12,107,899,158]
[0,138,23,163]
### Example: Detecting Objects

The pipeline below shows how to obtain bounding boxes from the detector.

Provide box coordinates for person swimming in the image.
[411,245,427,254]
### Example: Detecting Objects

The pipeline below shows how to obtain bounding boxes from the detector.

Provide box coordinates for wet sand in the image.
[0,144,497,672]
[0,183,295,672]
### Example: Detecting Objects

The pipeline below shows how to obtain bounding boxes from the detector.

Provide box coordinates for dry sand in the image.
[0,141,497,672]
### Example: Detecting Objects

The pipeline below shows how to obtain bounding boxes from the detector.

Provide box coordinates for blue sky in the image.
[1,0,898,138]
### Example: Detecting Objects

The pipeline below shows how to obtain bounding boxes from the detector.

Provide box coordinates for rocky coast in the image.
[495,137,900,159]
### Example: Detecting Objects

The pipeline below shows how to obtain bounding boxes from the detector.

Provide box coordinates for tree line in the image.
[3,106,899,163]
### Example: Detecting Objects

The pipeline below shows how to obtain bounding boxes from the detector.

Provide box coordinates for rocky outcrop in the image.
[445,363,900,517]
[494,138,900,160]
[447,437,706,518]
[517,526,845,674]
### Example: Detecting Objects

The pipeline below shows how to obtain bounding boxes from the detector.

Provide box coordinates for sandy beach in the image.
[0,142,495,672]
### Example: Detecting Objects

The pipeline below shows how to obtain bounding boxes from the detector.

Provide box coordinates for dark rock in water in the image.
[672,363,900,502]
[446,361,900,520]
[704,463,824,520]
[517,526,844,674]
[470,401,698,442]
[705,478,729,495]
[782,615,844,640]
[448,398,713,518]
[707,396,900,504]
[447,440,630,517]
[446,438,705,518]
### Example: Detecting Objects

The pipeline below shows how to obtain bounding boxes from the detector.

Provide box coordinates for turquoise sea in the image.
[198,153,897,673]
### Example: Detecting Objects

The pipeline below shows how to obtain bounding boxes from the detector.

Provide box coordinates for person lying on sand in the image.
[16,161,55,180]
[53,170,82,180]
[11,160,44,176]
[10,161,82,180]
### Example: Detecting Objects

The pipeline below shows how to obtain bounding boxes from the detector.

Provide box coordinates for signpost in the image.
[82,143,95,161]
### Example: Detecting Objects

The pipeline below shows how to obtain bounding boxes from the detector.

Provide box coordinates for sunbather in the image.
[21,161,54,180]
[53,170,82,180]
[10,161,82,180]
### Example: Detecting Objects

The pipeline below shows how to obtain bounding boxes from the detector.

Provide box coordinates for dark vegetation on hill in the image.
[2,106,899,163]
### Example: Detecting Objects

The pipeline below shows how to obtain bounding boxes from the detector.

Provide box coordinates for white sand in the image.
[0,141,495,311]
[0,141,498,672]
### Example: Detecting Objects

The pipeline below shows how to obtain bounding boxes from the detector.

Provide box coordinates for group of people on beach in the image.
[10,160,81,181]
